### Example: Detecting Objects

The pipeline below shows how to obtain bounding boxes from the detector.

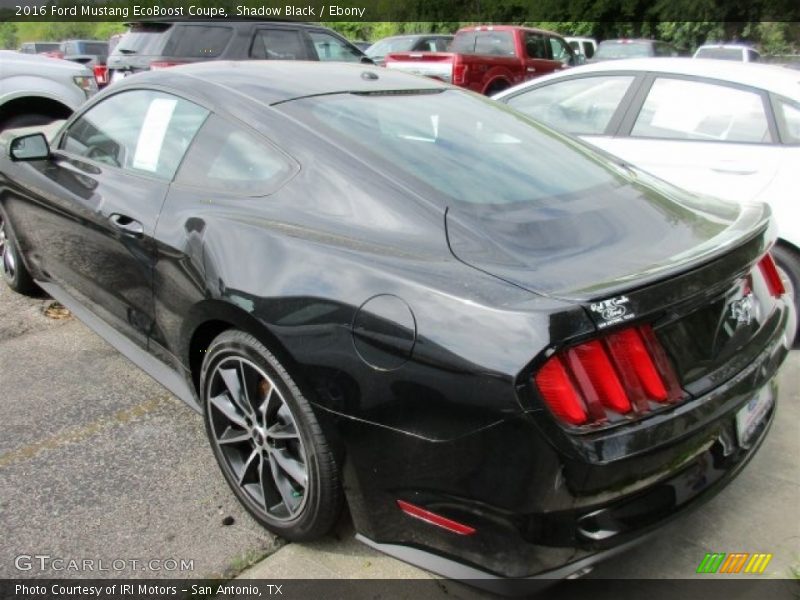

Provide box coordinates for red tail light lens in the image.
[93,64,108,85]
[453,64,468,85]
[535,357,587,425]
[534,324,682,427]
[759,253,785,297]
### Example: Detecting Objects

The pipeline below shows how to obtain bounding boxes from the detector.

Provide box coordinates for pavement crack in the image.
[0,395,171,468]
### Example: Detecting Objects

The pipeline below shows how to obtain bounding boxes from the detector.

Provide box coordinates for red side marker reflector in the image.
[759,253,785,297]
[396,500,476,535]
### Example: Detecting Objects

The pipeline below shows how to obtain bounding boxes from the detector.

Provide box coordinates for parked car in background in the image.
[384,25,577,95]
[0,61,793,586]
[694,44,761,62]
[60,39,111,88]
[351,40,372,52]
[18,42,61,56]
[106,20,369,83]
[593,38,679,61]
[365,34,453,66]
[0,51,96,132]
[495,58,800,326]
[565,36,597,60]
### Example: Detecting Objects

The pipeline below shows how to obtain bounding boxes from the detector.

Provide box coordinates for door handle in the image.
[109,213,144,237]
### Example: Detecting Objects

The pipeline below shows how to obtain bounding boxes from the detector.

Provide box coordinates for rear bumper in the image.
[339,302,792,583]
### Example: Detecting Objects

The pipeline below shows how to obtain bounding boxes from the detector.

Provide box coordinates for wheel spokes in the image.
[217,426,251,446]
[268,452,302,514]
[271,447,307,489]
[210,392,248,429]
[208,356,309,522]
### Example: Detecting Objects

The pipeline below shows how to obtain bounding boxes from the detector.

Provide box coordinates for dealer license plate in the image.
[735,387,773,447]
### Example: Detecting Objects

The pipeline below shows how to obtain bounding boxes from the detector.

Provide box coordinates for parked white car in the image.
[0,51,97,131]
[694,44,761,62]
[494,58,800,322]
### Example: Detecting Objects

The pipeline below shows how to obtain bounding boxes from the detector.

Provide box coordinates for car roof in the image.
[496,57,800,100]
[696,43,755,50]
[116,60,446,106]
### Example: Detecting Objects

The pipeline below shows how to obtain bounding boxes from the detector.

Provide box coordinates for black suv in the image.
[106,20,369,84]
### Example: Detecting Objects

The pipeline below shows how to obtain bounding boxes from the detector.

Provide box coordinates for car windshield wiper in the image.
[117,48,136,54]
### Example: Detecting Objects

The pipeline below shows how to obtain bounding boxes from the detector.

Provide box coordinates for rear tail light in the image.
[93,64,108,86]
[453,64,468,85]
[150,61,183,70]
[534,324,682,427]
[758,253,785,297]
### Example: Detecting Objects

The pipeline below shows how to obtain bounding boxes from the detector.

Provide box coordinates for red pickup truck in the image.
[383,25,579,95]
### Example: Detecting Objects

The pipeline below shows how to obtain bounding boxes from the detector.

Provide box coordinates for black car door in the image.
[23,89,208,348]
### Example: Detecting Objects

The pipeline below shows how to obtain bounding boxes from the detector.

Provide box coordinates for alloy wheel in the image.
[206,356,309,521]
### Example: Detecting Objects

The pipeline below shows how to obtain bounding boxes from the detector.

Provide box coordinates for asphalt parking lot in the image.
[0,282,798,584]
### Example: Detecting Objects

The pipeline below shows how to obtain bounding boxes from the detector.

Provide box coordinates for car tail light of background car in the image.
[150,61,186,70]
[93,64,109,86]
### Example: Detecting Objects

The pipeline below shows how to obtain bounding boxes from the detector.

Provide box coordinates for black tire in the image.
[0,113,56,132]
[486,80,510,96]
[200,329,342,541]
[772,244,800,342]
[0,206,39,296]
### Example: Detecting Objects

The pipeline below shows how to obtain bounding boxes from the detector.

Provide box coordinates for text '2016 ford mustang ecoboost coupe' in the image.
[0,62,795,587]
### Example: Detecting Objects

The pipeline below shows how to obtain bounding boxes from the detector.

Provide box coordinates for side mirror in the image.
[360,56,375,65]
[9,133,49,161]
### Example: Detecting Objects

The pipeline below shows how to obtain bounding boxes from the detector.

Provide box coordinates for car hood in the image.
[445,169,772,302]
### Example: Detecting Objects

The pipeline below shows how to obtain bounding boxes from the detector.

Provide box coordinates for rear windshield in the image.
[367,37,419,58]
[695,47,745,61]
[595,41,653,59]
[452,31,516,56]
[112,23,172,56]
[63,41,108,55]
[278,89,617,207]
[163,25,234,58]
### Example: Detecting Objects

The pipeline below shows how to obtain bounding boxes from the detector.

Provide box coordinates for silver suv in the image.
[0,51,97,131]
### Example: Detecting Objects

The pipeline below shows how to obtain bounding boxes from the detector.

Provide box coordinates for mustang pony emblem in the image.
[730,294,755,326]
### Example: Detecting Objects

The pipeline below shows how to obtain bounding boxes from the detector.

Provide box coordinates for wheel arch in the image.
[184,300,303,400]
[0,95,73,126]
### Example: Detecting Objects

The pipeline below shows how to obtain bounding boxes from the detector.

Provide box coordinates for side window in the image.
[584,43,595,59]
[506,75,635,135]
[251,29,306,60]
[165,25,233,58]
[174,115,294,195]
[61,90,208,180]
[473,32,515,56]
[632,78,771,143]
[308,31,363,62]
[775,98,800,144]
[434,38,451,51]
[748,49,761,62]
[549,37,572,63]
[525,33,548,59]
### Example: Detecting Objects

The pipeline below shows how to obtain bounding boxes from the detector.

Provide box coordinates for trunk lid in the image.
[447,172,781,398]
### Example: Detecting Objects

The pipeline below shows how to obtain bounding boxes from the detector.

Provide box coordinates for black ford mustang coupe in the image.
[0,62,795,584]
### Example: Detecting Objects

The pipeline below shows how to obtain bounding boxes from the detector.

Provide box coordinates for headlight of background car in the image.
[73,75,98,98]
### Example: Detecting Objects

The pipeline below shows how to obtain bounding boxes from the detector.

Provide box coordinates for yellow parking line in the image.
[0,396,171,468]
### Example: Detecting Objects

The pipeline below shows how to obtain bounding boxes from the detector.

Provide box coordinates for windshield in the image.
[695,47,744,61]
[278,89,618,208]
[366,37,418,58]
[112,23,171,55]
[595,41,652,59]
